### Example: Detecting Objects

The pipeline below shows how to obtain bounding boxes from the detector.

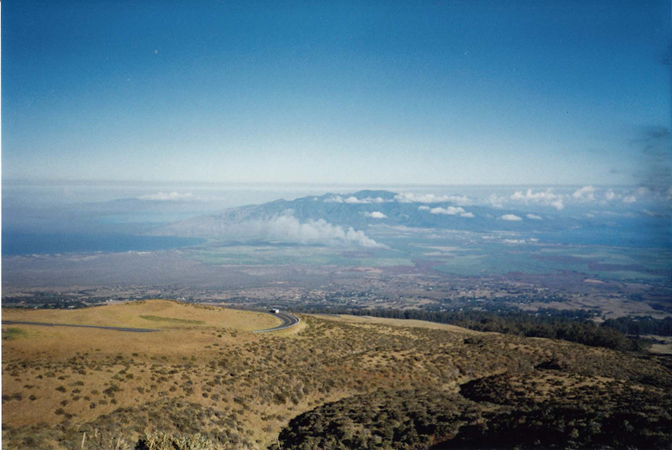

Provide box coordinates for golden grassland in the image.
[311,313,483,334]
[2,299,280,331]
[2,300,671,449]
[646,335,672,355]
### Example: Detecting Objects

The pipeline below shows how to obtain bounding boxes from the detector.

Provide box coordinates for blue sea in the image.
[1,181,331,256]
[2,232,204,256]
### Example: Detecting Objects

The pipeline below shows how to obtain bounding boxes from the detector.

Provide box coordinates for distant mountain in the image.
[153,190,563,246]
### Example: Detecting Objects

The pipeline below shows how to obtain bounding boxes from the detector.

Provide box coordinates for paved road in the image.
[254,310,300,333]
[224,307,301,333]
[1,320,161,333]
[3,309,301,334]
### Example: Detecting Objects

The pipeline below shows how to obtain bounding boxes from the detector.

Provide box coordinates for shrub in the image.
[136,431,222,450]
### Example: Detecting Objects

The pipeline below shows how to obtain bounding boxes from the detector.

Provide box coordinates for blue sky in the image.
[3,0,670,185]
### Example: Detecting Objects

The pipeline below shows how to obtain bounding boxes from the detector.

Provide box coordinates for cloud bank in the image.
[138,192,196,201]
[394,193,472,205]
[236,214,385,248]
[429,206,474,218]
[501,214,523,221]
[325,195,387,204]
[572,186,596,201]
[362,211,388,219]
[510,189,564,210]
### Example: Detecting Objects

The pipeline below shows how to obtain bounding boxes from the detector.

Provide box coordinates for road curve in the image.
[253,310,300,333]
[1,320,161,333]
[3,309,301,334]
[223,307,300,333]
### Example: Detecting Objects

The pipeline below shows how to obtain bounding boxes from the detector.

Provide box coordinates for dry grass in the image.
[3,306,669,450]
[2,310,484,441]
[2,299,280,331]
[310,313,483,335]
[644,335,672,355]
[1,300,282,429]
[267,318,307,338]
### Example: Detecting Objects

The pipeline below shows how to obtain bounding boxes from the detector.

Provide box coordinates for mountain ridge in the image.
[152,190,556,244]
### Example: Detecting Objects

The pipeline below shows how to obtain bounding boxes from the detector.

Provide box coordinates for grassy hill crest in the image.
[2,299,280,331]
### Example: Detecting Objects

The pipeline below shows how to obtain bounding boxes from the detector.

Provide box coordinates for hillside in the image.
[2,300,671,449]
[2,299,280,331]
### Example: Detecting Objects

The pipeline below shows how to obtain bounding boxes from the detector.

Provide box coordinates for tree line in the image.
[297,307,649,352]
[602,316,672,336]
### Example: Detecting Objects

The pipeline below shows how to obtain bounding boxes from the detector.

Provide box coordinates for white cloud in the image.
[344,196,387,204]
[429,206,474,217]
[604,189,639,203]
[138,192,196,201]
[362,211,387,219]
[510,188,564,210]
[572,186,596,201]
[526,214,543,220]
[326,195,388,204]
[501,214,522,221]
[503,239,526,244]
[394,193,471,205]
[430,206,464,215]
[418,206,430,211]
[443,195,472,205]
[488,194,505,208]
[602,189,646,204]
[240,214,384,248]
[604,189,618,201]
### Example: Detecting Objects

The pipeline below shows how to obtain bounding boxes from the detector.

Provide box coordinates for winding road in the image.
[223,307,301,333]
[2,309,300,334]
[252,310,300,333]
[1,320,161,333]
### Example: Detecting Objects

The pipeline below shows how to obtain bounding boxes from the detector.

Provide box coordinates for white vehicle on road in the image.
[270,308,280,314]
